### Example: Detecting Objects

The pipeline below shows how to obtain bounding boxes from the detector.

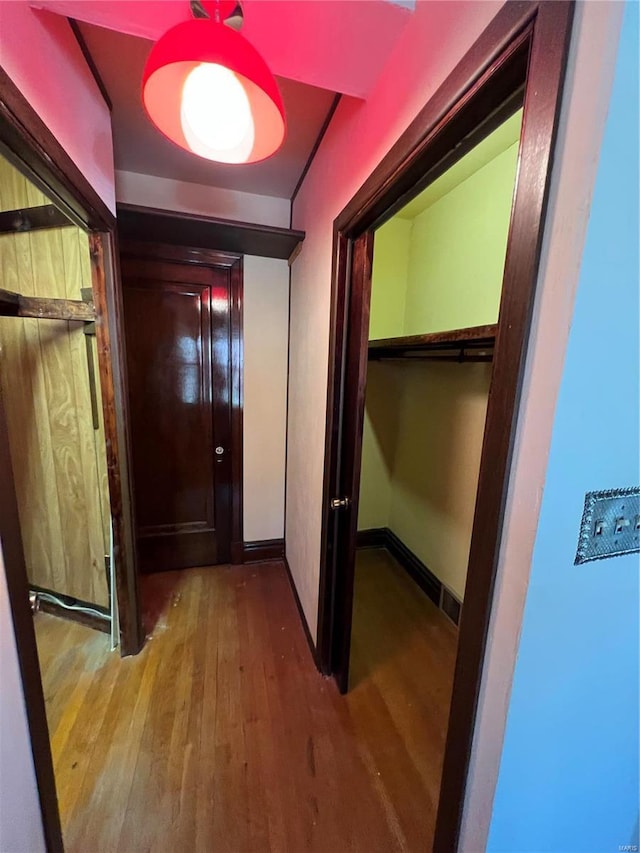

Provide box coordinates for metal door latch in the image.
[330,496,351,510]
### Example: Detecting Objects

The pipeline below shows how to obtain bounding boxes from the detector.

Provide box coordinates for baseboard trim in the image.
[356,528,388,549]
[242,538,285,563]
[356,527,462,627]
[31,586,111,634]
[283,553,320,670]
[385,528,441,607]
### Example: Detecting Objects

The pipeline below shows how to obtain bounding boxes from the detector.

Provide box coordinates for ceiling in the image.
[78,22,337,198]
[30,1,413,200]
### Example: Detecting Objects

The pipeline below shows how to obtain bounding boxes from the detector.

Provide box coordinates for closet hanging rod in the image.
[371,349,493,363]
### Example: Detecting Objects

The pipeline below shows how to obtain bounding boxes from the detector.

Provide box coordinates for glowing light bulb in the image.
[180,63,254,156]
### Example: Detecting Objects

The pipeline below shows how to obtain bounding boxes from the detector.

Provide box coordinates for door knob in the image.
[215,446,224,455]
[330,496,351,510]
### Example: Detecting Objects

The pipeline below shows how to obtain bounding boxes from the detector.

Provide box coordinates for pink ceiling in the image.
[25,1,413,199]
[29,1,413,98]
[76,22,338,197]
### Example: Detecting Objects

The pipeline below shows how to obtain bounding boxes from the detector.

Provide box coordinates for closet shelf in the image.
[368,323,497,362]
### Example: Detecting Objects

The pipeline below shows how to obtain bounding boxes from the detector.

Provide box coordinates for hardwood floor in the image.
[34,555,457,852]
[350,549,458,842]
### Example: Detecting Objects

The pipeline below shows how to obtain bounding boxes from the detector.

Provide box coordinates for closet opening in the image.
[318,4,573,852]
[0,152,116,635]
[350,106,521,840]
[0,69,141,852]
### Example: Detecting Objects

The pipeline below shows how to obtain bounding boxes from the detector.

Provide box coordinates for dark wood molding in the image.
[317,2,575,850]
[291,93,342,209]
[242,539,285,563]
[118,239,242,269]
[355,527,388,549]
[0,67,115,231]
[0,204,72,234]
[379,527,443,605]
[230,540,244,565]
[0,392,64,853]
[334,5,536,236]
[89,233,143,656]
[441,587,462,627]
[356,527,462,625]
[0,289,96,321]
[230,256,244,564]
[116,203,305,262]
[283,554,319,667]
[67,19,113,112]
[282,265,293,567]
[287,240,303,267]
[31,586,111,635]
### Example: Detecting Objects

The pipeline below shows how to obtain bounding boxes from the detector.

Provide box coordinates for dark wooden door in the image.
[330,231,374,692]
[121,255,232,572]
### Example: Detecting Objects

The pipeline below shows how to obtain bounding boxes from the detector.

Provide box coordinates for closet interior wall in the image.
[358,110,523,605]
[0,155,111,608]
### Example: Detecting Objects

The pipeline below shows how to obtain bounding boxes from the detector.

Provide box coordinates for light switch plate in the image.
[575,486,640,564]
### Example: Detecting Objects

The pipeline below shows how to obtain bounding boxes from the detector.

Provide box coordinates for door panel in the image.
[122,256,231,571]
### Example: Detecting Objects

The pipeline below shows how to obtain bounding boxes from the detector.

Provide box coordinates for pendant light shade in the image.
[142,18,286,164]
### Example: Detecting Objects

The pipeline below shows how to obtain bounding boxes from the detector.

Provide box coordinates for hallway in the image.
[35,560,456,852]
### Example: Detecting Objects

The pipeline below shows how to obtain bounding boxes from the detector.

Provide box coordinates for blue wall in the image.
[488,5,639,852]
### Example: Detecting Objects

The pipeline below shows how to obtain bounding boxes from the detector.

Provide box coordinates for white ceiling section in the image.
[28,1,414,203]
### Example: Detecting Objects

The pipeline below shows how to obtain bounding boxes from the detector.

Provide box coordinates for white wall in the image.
[243,256,289,542]
[0,2,115,213]
[287,0,503,639]
[116,170,291,229]
[0,550,46,853]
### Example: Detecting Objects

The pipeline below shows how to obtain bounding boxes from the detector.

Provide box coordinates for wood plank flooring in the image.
[34,553,457,852]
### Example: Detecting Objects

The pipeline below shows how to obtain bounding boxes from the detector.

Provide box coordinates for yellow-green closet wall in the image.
[403,140,519,334]
[359,112,521,601]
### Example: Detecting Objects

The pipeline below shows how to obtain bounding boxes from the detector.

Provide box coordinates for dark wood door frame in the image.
[317,2,574,851]
[119,240,245,567]
[0,67,143,852]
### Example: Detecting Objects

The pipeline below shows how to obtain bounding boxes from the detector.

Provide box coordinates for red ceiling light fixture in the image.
[142,1,286,164]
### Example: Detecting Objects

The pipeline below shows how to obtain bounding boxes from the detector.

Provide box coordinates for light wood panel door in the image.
[0,157,111,607]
